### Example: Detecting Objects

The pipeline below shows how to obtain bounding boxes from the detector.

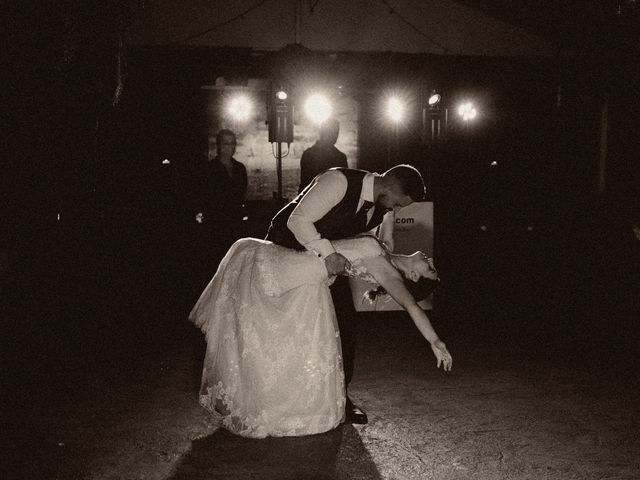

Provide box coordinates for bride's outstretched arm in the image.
[364,256,453,371]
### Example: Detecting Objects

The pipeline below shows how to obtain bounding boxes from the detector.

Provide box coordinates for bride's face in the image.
[400,253,437,282]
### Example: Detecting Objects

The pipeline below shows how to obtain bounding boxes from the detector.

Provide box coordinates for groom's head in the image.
[376,165,426,212]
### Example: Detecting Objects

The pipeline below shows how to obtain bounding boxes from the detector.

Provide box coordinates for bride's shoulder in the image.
[336,235,386,257]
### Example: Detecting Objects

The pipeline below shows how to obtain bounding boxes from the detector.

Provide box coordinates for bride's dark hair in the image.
[364,276,440,304]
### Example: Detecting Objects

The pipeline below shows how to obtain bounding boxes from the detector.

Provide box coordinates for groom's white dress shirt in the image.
[287,170,391,259]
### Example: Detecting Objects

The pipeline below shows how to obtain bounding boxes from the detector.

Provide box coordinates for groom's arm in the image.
[287,170,347,258]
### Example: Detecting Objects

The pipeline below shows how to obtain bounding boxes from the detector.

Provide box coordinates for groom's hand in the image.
[324,253,351,276]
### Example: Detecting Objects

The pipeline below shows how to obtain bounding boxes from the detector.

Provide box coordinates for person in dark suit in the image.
[299,118,348,193]
[266,164,426,424]
[194,129,248,286]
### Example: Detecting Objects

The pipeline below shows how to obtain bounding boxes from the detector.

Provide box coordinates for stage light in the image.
[427,91,441,107]
[227,94,252,122]
[457,101,478,121]
[304,93,332,125]
[268,84,293,143]
[386,96,404,123]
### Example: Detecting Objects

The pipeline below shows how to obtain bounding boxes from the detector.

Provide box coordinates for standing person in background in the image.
[194,129,248,288]
[299,118,348,193]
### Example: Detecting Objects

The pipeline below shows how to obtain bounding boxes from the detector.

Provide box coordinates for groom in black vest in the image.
[266,165,426,424]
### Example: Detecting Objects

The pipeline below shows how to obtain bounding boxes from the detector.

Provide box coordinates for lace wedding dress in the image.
[189,236,386,438]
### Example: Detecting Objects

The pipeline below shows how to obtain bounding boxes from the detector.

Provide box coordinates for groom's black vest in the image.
[266,168,385,251]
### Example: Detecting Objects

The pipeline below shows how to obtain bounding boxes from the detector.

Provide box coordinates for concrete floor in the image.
[6,310,640,480]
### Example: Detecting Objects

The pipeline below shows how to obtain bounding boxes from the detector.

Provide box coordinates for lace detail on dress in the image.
[255,242,331,296]
[190,238,345,438]
[335,235,387,285]
[190,235,393,438]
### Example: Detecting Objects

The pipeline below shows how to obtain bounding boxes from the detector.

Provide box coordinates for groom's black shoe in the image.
[345,397,368,424]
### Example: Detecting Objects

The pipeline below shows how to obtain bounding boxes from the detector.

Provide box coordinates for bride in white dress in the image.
[189,235,452,438]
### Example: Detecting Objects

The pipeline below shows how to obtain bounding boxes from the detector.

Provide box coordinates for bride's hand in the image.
[430,339,452,371]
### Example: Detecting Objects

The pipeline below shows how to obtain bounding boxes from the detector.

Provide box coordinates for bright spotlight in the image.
[427,91,441,107]
[275,90,288,100]
[227,95,252,122]
[386,96,404,123]
[457,101,477,121]
[304,94,332,125]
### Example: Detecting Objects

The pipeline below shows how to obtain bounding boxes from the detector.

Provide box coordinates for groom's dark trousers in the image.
[329,275,357,384]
